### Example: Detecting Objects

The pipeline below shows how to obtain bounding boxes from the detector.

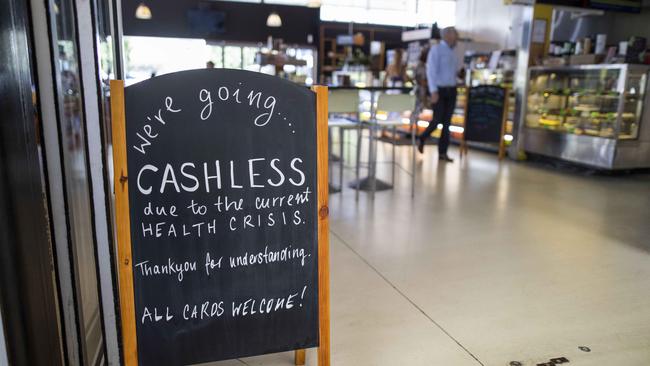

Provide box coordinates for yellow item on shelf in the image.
[539,118,561,126]
[451,115,464,125]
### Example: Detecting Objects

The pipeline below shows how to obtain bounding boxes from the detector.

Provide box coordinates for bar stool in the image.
[327,89,361,193]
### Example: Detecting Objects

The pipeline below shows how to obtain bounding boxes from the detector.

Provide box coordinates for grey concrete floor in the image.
[213,143,650,366]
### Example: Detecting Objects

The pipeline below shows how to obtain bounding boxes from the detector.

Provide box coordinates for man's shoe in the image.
[417,139,425,154]
[439,154,454,163]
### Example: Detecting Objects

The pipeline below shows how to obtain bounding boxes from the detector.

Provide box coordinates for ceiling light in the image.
[135,3,152,20]
[266,12,282,27]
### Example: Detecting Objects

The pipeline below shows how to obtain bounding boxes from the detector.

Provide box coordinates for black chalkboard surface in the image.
[122,69,318,365]
[464,85,506,143]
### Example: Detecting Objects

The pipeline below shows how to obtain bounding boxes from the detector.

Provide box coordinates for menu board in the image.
[464,85,506,143]
[116,69,319,365]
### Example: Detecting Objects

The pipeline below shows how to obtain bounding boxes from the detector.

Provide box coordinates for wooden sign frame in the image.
[110,80,330,366]
[459,86,510,161]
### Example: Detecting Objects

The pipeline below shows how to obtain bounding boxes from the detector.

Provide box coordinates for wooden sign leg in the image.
[498,136,506,160]
[458,133,464,159]
[498,88,510,161]
[312,85,330,366]
[460,88,469,160]
[295,349,306,365]
[110,80,139,366]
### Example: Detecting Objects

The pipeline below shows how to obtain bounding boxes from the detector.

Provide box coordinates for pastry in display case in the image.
[522,64,650,169]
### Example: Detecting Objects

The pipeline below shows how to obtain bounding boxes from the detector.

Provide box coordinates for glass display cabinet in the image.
[523,64,650,169]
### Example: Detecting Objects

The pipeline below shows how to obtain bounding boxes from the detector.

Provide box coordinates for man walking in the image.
[418,27,460,162]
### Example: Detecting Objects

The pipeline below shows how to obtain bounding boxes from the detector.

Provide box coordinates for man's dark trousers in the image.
[420,86,457,156]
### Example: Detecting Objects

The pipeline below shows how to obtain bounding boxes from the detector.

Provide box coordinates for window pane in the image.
[124,36,208,84]
[224,45,242,69]
[207,45,224,68]
[242,46,260,71]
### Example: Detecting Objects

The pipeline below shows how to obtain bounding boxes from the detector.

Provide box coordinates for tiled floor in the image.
[212,143,650,366]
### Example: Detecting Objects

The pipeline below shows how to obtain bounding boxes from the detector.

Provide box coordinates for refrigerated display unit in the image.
[523,64,650,169]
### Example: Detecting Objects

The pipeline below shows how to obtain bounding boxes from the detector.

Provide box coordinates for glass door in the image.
[49,0,105,363]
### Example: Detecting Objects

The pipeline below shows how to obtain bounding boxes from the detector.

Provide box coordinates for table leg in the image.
[328,127,332,187]
[355,123,362,201]
[348,93,393,196]
[411,105,418,198]
[369,92,377,201]
[391,125,396,186]
[339,127,344,191]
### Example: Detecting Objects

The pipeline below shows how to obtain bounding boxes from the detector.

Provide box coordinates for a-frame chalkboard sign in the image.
[110,69,330,366]
[460,85,509,160]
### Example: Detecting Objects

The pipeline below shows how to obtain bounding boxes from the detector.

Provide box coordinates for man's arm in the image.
[426,46,438,94]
